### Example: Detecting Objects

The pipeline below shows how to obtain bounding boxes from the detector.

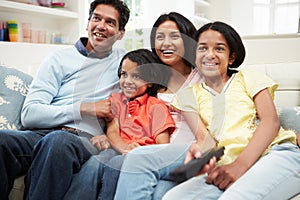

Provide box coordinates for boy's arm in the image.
[155,130,170,144]
[106,119,129,154]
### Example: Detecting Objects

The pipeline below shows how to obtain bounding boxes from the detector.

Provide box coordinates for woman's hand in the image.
[90,135,110,150]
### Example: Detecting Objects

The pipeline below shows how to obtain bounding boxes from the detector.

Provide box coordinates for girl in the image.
[163,21,300,200]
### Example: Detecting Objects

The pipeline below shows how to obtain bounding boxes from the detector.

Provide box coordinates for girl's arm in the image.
[206,88,280,189]
[182,111,216,162]
[235,88,279,169]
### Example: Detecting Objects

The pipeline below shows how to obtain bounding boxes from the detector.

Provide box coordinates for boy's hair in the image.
[88,0,130,31]
[118,49,170,97]
[150,12,197,68]
[195,21,246,76]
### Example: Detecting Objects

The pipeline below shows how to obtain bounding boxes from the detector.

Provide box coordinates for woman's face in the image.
[119,58,149,99]
[195,29,235,79]
[154,20,185,66]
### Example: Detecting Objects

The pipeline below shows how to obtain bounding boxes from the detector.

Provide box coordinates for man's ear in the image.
[86,21,89,31]
[117,30,125,40]
[229,53,236,65]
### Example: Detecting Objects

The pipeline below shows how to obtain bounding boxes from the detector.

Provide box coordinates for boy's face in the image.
[119,58,150,99]
[86,4,124,55]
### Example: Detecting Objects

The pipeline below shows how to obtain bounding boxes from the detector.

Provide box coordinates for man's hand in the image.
[90,135,110,150]
[80,99,113,120]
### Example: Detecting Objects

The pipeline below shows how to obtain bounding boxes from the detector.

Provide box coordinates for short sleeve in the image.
[149,101,176,137]
[172,85,199,113]
[241,69,278,99]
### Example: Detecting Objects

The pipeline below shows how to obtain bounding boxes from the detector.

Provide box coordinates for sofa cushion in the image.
[0,66,32,130]
[278,106,300,134]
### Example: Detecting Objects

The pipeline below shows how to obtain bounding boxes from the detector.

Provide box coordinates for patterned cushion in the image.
[278,106,300,135]
[0,66,32,130]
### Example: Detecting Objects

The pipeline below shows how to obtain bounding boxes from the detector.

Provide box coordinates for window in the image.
[253,0,300,34]
[123,0,145,51]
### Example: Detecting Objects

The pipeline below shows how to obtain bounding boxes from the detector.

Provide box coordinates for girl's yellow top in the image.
[172,69,297,165]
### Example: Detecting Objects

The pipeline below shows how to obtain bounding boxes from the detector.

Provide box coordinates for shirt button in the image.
[128,114,131,117]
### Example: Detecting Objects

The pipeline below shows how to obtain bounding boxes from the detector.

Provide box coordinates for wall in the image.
[242,34,300,65]
[0,42,70,76]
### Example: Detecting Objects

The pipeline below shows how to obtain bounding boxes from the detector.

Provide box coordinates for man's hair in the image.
[88,0,130,30]
[118,49,170,97]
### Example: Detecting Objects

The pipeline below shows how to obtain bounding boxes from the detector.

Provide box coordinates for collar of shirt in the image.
[75,37,89,57]
[121,93,149,116]
[75,37,112,59]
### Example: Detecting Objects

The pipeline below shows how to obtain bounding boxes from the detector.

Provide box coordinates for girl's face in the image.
[154,20,185,66]
[195,29,235,80]
[119,58,149,99]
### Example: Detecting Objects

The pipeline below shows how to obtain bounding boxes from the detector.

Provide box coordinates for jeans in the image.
[0,130,42,200]
[0,129,98,200]
[64,148,123,200]
[163,143,300,200]
[114,144,190,200]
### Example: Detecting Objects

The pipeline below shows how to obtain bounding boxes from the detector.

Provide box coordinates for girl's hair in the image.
[118,49,170,97]
[195,21,246,76]
[88,0,130,31]
[150,12,197,68]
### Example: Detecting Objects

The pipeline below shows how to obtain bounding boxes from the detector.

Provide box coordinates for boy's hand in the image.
[122,142,141,154]
[90,135,110,150]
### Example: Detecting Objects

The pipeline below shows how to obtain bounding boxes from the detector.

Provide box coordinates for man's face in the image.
[86,4,124,54]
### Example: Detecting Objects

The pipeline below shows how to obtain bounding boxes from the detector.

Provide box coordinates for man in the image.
[0,0,130,199]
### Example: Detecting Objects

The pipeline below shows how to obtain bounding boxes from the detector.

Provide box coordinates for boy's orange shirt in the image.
[109,92,175,145]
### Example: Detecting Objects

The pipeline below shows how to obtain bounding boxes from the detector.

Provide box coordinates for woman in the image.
[114,12,205,200]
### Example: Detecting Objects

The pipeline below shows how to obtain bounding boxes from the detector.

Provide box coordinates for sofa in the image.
[0,61,299,200]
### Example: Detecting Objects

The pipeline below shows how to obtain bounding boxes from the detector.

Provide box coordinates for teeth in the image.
[162,50,174,54]
[204,62,216,66]
[94,32,105,38]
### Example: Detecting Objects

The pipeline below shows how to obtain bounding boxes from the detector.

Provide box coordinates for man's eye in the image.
[92,16,100,22]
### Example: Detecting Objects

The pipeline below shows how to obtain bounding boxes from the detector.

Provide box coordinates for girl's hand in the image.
[206,160,248,190]
[185,143,217,175]
[90,135,110,150]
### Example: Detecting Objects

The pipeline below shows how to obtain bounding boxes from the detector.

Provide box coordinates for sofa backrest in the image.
[241,62,300,107]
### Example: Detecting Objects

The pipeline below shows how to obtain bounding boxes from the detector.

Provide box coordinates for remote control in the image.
[169,146,225,183]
